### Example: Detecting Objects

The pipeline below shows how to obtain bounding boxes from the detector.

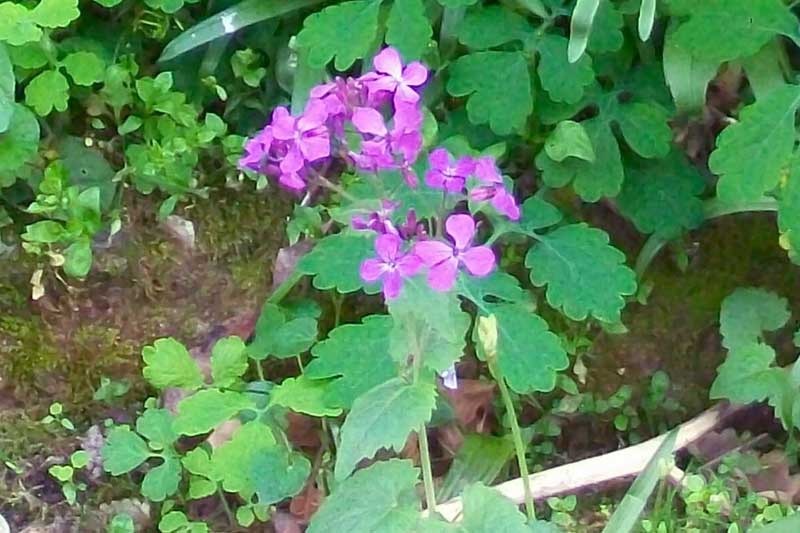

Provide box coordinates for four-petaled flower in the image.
[271,100,331,181]
[361,47,428,108]
[425,148,475,193]
[360,233,423,299]
[469,157,521,220]
[414,214,496,292]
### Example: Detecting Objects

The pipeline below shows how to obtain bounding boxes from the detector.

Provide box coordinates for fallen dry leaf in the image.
[290,482,323,523]
[442,379,495,432]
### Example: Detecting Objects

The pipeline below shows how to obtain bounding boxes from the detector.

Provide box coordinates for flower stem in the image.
[418,424,438,513]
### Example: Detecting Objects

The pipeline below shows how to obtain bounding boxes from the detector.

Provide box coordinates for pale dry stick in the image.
[434,402,746,522]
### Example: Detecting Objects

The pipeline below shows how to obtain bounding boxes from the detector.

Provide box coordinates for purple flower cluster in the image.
[239,47,427,191]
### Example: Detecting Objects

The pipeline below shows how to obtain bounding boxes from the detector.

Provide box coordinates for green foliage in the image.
[386,0,432,60]
[298,231,380,294]
[249,302,318,359]
[142,338,204,390]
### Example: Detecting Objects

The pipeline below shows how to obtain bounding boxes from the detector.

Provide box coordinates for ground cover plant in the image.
[4,0,800,532]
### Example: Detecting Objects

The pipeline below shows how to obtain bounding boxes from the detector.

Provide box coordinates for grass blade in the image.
[437,434,515,503]
[567,0,599,63]
[638,0,657,41]
[159,0,325,63]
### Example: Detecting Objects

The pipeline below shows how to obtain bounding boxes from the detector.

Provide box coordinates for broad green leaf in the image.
[719,287,790,351]
[456,271,526,310]
[141,455,181,502]
[56,136,116,210]
[63,238,92,278]
[447,51,533,135]
[269,376,343,417]
[479,303,568,393]
[31,0,79,28]
[210,336,248,387]
[174,389,255,436]
[662,22,717,113]
[296,0,381,70]
[710,85,800,202]
[461,483,529,533]
[609,102,671,159]
[248,302,318,359]
[438,434,515,502]
[212,422,281,497]
[525,223,637,323]
[779,161,800,264]
[298,231,380,294]
[0,43,14,133]
[0,3,41,45]
[182,448,219,480]
[335,378,437,480]
[188,477,217,499]
[251,446,311,504]
[671,0,798,63]
[519,196,563,233]
[102,426,151,475]
[587,0,623,55]
[742,42,788,101]
[567,0,600,63]
[457,5,533,50]
[617,152,705,239]
[308,459,420,533]
[9,43,48,69]
[537,34,594,105]
[750,514,800,532]
[710,342,785,404]
[159,0,325,62]
[142,337,204,390]
[544,120,595,163]
[135,408,177,450]
[62,51,105,86]
[386,0,431,61]
[24,70,69,116]
[306,315,397,409]
[536,119,624,202]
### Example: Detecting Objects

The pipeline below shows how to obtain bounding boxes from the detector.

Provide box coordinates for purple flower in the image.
[271,101,331,176]
[360,233,423,299]
[239,127,274,172]
[414,214,496,292]
[425,149,474,193]
[361,47,428,107]
[469,157,520,220]
[352,199,400,235]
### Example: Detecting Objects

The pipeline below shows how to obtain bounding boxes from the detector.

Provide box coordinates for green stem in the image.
[267,269,304,304]
[255,361,265,381]
[217,487,235,526]
[418,424,438,513]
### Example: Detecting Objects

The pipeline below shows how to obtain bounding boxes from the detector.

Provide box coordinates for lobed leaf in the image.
[298,231,381,295]
[719,287,790,351]
[537,34,595,105]
[102,426,151,475]
[142,337,204,390]
[135,408,177,450]
[386,0,432,61]
[174,389,255,436]
[456,5,534,50]
[269,375,343,417]
[210,336,248,387]
[249,302,318,359]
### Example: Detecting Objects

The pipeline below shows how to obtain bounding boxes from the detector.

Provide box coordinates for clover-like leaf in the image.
[710,85,800,202]
[61,51,105,86]
[210,336,248,387]
[587,0,623,55]
[719,287,790,351]
[671,0,798,64]
[296,0,381,70]
[525,223,637,323]
[544,120,595,163]
[251,447,311,505]
[142,337,204,390]
[461,483,530,533]
[141,455,181,502]
[779,162,800,264]
[0,104,40,178]
[710,343,785,405]
[174,389,255,436]
[608,101,672,159]
[102,426,151,475]
[478,303,568,394]
[306,315,397,409]
[308,460,420,533]
[298,231,380,294]
[386,0,431,61]
[31,0,80,28]
[248,302,318,359]
[0,3,42,45]
[447,51,533,135]
[269,376,343,417]
[25,70,69,117]
[135,408,177,451]
[617,151,705,239]
[537,34,595,105]
[457,5,533,50]
[335,378,437,480]
[519,196,563,234]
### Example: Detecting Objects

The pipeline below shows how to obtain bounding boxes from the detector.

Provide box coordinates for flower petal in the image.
[460,246,496,277]
[375,233,402,262]
[396,253,423,277]
[382,270,403,299]
[454,156,476,178]
[352,107,388,136]
[492,189,520,220]
[427,258,459,292]
[414,240,454,266]
[428,148,451,171]
[299,131,331,162]
[373,47,403,78]
[298,99,329,131]
[360,258,385,282]
[425,169,446,190]
[280,145,305,174]
[394,84,421,106]
[474,156,502,184]
[271,106,295,140]
[279,172,306,191]
[402,62,428,86]
[445,214,477,250]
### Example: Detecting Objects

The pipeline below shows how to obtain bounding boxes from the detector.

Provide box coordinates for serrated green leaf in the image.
[135,408,177,450]
[141,455,181,502]
[188,476,217,499]
[335,378,437,480]
[519,196,563,233]
[61,51,105,86]
[537,34,594,105]
[462,483,530,532]
[742,41,787,101]
[306,315,397,409]
[296,0,381,70]
[142,337,204,390]
[617,151,705,239]
[719,287,790,351]
[447,51,533,135]
[25,70,69,116]
[386,0,431,61]
[479,303,568,393]
[251,447,311,505]
[182,448,219,480]
[210,336,248,387]
[536,118,624,202]
[174,389,255,436]
[31,0,79,28]
[308,459,420,533]
[269,376,343,417]
[609,101,672,159]
[545,120,595,163]
[710,342,785,404]
[212,422,281,498]
[710,85,800,202]
[102,426,151,475]
[671,0,798,63]
[298,231,380,294]
[456,271,526,310]
[249,302,318,359]
[0,43,14,134]
[662,22,718,114]
[779,161,800,264]
[457,5,533,50]
[587,0,623,55]
[0,104,39,180]
[525,223,637,323]
[0,3,42,45]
